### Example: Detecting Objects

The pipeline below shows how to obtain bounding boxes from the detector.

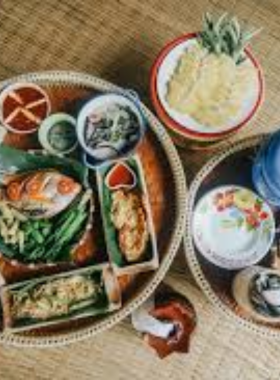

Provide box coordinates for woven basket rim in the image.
[184,133,280,339]
[0,70,187,347]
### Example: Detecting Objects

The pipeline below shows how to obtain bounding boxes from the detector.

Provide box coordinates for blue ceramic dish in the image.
[252,130,280,206]
[263,130,280,191]
[252,158,280,207]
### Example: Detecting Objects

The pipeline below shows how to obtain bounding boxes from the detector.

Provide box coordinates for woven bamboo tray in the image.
[0,71,187,347]
[184,133,280,338]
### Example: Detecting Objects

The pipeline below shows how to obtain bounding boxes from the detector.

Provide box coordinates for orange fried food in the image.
[111,190,149,262]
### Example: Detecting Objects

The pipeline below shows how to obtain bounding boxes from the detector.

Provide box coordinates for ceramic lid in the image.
[252,157,280,206]
[263,130,280,190]
[192,186,275,269]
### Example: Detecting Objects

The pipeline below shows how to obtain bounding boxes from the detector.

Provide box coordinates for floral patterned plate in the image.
[192,186,275,269]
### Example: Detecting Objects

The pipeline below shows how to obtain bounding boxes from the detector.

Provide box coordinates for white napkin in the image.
[131,297,174,339]
[0,272,5,287]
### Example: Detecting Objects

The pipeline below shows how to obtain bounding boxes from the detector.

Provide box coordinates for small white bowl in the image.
[76,93,145,167]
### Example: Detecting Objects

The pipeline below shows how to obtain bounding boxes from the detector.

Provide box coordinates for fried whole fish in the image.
[1,170,81,219]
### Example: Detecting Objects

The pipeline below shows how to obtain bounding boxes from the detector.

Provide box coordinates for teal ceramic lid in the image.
[38,113,78,155]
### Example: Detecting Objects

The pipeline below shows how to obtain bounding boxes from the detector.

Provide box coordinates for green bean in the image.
[53,212,87,250]
[42,226,52,236]
[46,211,87,261]
[30,229,44,244]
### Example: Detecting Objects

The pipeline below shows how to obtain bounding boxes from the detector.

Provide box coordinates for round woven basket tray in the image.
[0,71,187,347]
[184,133,280,338]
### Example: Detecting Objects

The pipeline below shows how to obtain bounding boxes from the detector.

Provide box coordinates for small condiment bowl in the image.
[0,82,51,134]
[105,161,137,190]
[77,93,146,168]
[38,113,78,155]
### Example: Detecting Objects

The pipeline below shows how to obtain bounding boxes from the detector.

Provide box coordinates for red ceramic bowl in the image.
[0,82,51,135]
[150,33,264,143]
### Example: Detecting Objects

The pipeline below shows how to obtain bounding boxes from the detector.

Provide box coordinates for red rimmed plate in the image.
[150,33,264,142]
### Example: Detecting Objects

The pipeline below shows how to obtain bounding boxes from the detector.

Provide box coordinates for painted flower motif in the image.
[214,189,269,231]
[214,190,234,211]
[234,189,256,210]
[244,204,268,229]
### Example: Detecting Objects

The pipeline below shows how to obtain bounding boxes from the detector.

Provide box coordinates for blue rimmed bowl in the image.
[77,93,146,168]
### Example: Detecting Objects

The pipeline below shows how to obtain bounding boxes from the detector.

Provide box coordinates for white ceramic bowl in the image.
[77,93,146,166]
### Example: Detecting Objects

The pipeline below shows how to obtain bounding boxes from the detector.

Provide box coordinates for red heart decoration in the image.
[105,162,136,190]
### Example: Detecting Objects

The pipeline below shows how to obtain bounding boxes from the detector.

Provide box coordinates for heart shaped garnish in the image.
[105,162,136,190]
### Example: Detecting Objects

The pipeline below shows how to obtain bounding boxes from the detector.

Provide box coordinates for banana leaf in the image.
[0,146,88,185]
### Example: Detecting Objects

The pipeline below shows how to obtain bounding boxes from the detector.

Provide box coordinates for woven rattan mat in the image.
[1,0,280,379]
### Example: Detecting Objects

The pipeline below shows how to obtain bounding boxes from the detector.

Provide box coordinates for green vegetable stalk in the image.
[198,12,262,64]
